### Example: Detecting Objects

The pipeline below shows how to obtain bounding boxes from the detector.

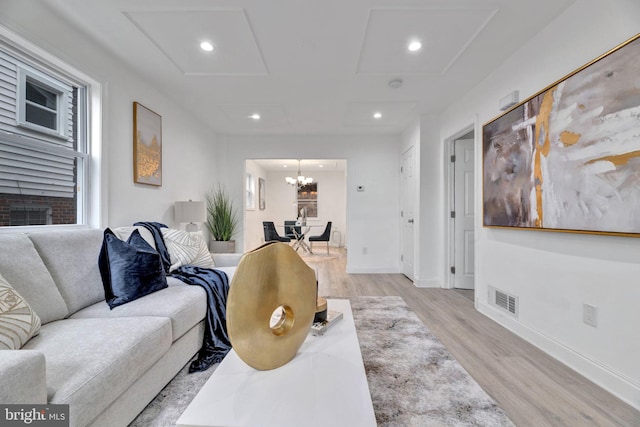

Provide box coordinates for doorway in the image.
[448,130,475,291]
[243,159,347,261]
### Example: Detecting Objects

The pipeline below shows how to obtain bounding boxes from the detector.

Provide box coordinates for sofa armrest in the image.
[0,350,47,404]
[212,253,243,267]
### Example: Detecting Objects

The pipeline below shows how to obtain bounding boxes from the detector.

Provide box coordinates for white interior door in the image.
[401,146,415,280]
[454,139,475,289]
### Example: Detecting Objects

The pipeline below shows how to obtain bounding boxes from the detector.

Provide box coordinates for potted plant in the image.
[206,184,239,253]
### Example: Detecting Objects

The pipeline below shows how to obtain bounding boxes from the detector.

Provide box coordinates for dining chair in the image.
[263,221,291,243]
[308,221,332,255]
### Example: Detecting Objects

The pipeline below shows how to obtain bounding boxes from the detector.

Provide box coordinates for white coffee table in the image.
[176,299,376,427]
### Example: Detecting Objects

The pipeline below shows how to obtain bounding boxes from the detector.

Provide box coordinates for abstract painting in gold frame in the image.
[483,33,640,237]
[133,102,162,186]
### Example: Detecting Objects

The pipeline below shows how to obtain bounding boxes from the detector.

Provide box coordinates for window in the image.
[17,65,71,139]
[297,183,317,218]
[26,80,58,130]
[245,172,255,210]
[0,32,98,229]
[10,205,52,226]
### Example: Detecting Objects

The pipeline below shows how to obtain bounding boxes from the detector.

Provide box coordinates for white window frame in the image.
[246,172,256,210]
[16,64,70,140]
[0,25,103,232]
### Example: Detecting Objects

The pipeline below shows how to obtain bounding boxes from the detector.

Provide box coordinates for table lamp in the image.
[174,200,205,232]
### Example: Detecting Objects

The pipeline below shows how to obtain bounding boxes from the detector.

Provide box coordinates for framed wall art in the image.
[133,102,162,186]
[483,33,640,237]
[258,177,266,210]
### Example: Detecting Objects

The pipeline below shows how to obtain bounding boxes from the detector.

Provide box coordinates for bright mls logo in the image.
[1,405,68,426]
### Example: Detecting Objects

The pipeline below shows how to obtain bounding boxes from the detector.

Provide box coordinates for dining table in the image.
[279,223,325,254]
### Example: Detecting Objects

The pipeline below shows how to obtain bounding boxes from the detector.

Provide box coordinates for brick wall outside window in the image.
[0,194,77,226]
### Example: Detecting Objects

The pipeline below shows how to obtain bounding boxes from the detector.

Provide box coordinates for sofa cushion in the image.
[161,228,215,271]
[71,277,206,341]
[28,229,105,315]
[0,272,41,349]
[22,316,172,427]
[0,234,68,324]
[99,228,168,309]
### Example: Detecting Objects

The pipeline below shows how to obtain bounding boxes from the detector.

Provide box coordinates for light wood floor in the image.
[304,249,640,427]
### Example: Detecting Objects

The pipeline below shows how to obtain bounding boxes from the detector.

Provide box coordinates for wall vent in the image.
[488,286,518,317]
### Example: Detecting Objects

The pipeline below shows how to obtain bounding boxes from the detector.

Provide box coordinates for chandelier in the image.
[285,159,313,187]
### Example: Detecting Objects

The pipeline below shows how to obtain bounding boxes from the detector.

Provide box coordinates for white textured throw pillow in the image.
[112,226,157,249]
[0,273,41,350]
[161,228,215,272]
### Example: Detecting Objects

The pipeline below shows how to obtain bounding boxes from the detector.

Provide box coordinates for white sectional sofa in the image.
[0,228,239,427]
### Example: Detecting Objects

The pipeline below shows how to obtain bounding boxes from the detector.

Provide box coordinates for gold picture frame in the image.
[482,33,640,237]
[133,102,162,186]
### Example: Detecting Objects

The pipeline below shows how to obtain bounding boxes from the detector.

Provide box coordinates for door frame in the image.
[443,121,476,290]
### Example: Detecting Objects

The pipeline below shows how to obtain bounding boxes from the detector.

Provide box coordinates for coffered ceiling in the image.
[40,0,575,135]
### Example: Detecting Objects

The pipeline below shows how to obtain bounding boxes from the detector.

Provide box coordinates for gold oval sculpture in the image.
[227,242,317,370]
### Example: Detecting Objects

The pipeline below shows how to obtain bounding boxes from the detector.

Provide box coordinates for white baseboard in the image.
[477,301,640,411]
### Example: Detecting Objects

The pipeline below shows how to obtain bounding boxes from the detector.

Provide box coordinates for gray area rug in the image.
[351,296,514,426]
[299,246,344,263]
[130,296,514,426]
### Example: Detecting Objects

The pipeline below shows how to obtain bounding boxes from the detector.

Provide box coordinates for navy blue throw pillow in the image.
[98,228,168,309]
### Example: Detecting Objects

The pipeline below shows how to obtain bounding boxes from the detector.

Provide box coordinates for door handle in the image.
[408,219,414,224]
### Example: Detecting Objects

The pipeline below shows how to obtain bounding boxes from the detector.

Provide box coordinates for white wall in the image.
[217,134,400,273]
[438,0,640,409]
[400,116,448,287]
[104,80,218,229]
[418,115,446,287]
[0,1,219,231]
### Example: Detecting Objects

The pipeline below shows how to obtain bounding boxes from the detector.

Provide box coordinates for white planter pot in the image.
[209,240,236,253]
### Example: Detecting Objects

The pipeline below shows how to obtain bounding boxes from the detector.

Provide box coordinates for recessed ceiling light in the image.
[388,78,403,89]
[249,113,260,120]
[373,112,382,119]
[318,164,324,168]
[408,41,422,52]
[200,41,214,52]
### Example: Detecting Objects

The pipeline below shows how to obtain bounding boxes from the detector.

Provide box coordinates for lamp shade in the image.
[174,200,205,223]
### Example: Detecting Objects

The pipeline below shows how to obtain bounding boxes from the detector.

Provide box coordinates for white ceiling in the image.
[42,0,575,135]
